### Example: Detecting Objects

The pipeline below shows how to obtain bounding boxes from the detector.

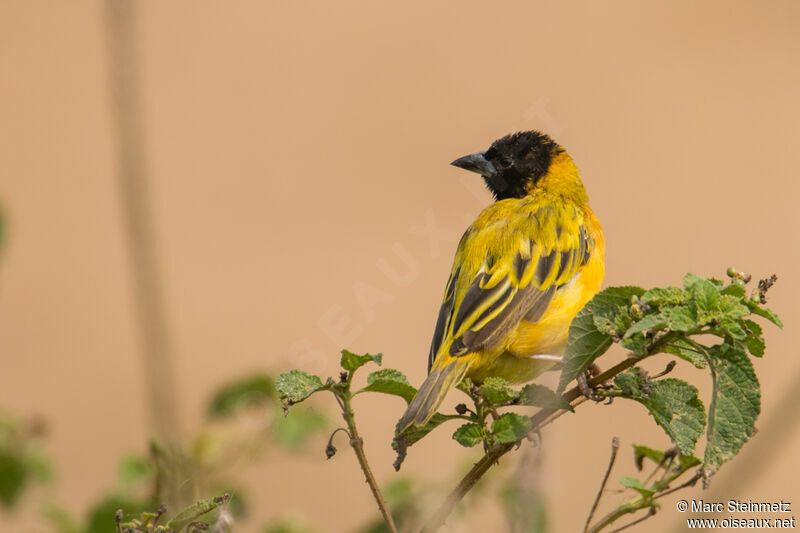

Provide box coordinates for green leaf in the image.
[558,286,645,392]
[340,349,383,373]
[262,515,318,533]
[742,320,765,357]
[519,384,573,411]
[167,494,231,532]
[357,368,417,403]
[118,454,150,486]
[702,342,760,487]
[745,301,783,328]
[684,273,722,324]
[394,413,461,449]
[271,405,327,449]
[720,295,750,320]
[624,314,668,337]
[480,377,519,404]
[633,444,701,471]
[632,444,666,470]
[452,423,483,447]
[721,281,746,298]
[621,332,648,356]
[491,413,532,444]
[207,374,276,418]
[393,413,463,470]
[615,373,705,456]
[88,496,147,533]
[619,476,655,498]
[662,339,707,368]
[661,305,697,332]
[641,286,688,306]
[0,450,26,508]
[276,370,330,405]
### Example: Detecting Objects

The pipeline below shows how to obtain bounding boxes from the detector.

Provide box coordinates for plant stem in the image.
[340,393,398,533]
[106,0,181,442]
[420,356,641,533]
[583,437,620,533]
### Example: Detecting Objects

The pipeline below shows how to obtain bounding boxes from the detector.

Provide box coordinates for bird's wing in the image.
[427,202,593,371]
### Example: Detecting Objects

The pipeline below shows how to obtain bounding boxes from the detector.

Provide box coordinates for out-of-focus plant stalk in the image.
[105,0,181,442]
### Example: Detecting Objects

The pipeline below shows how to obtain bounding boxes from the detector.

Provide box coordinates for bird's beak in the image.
[450,151,497,178]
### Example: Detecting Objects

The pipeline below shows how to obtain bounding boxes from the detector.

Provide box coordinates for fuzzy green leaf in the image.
[0,451,26,508]
[684,273,723,324]
[745,301,783,328]
[357,368,417,403]
[519,384,573,411]
[452,423,483,448]
[621,333,648,356]
[625,314,667,337]
[619,476,655,498]
[480,377,519,404]
[559,286,645,392]
[167,494,230,532]
[394,413,461,449]
[207,374,276,418]
[272,405,327,449]
[660,305,698,332]
[702,342,760,487]
[641,286,688,306]
[742,320,765,357]
[631,444,704,471]
[276,370,329,405]
[662,339,707,368]
[340,350,383,373]
[615,373,705,456]
[491,413,533,444]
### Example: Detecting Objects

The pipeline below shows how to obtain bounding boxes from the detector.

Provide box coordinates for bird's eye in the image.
[499,156,513,169]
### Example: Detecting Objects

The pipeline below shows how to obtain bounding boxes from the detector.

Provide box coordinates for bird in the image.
[396,131,605,433]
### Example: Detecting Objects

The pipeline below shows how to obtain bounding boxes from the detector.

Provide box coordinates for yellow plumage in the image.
[397,132,605,432]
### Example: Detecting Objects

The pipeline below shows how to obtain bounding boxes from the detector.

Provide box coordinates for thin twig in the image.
[341,394,398,533]
[653,471,701,500]
[583,437,620,533]
[607,507,657,533]
[420,356,642,532]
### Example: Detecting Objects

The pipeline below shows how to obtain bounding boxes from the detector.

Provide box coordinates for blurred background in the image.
[1,1,798,531]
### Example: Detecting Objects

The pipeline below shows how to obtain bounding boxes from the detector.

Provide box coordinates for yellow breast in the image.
[467,210,605,384]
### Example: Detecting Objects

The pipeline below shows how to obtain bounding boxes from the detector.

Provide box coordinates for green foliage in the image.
[341,350,383,373]
[359,478,425,533]
[452,423,483,448]
[559,268,778,493]
[207,374,276,417]
[0,410,51,509]
[263,515,318,533]
[166,494,231,532]
[480,377,519,404]
[357,369,417,404]
[490,413,532,444]
[275,370,331,405]
[585,443,703,532]
[394,413,462,449]
[559,286,644,391]
[92,496,149,533]
[271,406,327,449]
[702,342,760,485]
[273,268,780,533]
[614,372,705,455]
[519,383,573,411]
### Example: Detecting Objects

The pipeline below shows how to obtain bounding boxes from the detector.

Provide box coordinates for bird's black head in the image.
[451,131,563,200]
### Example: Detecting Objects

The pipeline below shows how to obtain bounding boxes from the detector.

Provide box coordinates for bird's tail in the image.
[396,356,472,434]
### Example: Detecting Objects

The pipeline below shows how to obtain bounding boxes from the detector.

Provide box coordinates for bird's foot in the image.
[578,363,610,402]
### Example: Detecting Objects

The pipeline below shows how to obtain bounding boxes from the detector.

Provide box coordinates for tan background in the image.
[1,1,798,531]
